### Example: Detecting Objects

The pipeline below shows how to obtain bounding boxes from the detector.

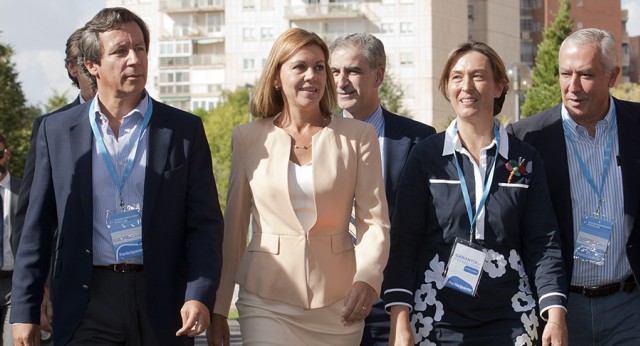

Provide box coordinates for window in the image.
[261,27,274,40]
[243,28,256,41]
[521,18,532,32]
[577,0,583,7]
[261,0,275,9]
[577,22,583,30]
[207,13,224,34]
[160,71,190,83]
[381,23,394,34]
[400,52,413,66]
[243,0,256,9]
[243,58,255,70]
[159,41,191,56]
[400,22,413,34]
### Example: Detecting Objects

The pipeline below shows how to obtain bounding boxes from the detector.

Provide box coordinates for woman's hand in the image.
[206,313,230,346]
[542,307,567,346]
[341,281,378,326]
[389,305,414,346]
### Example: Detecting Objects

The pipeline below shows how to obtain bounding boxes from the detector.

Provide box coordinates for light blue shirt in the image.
[562,97,630,286]
[91,93,150,265]
[362,105,385,178]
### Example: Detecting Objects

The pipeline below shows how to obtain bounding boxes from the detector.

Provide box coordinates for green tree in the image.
[521,0,573,117]
[379,69,406,115]
[0,43,37,177]
[611,82,640,102]
[203,86,251,210]
[45,89,70,113]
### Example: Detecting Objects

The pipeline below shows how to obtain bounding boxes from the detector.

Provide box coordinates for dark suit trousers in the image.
[67,269,163,346]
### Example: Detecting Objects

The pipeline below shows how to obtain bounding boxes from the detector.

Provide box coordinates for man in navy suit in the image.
[510,28,640,345]
[0,133,22,345]
[12,25,97,336]
[11,7,223,346]
[329,33,435,346]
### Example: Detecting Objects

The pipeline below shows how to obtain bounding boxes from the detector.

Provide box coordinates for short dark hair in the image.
[438,41,510,116]
[64,27,85,88]
[79,7,150,90]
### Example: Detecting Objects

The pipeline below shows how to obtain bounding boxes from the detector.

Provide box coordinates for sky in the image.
[1,0,639,109]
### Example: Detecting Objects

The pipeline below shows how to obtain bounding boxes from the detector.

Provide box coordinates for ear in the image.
[494,81,505,99]
[608,66,621,87]
[85,58,99,78]
[374,66,385,88]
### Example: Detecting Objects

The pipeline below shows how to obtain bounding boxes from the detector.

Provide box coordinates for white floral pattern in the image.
[483,249,507,278]
[411,248,539,344]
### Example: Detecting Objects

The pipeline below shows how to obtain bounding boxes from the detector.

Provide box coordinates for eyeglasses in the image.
[0,149,5,159]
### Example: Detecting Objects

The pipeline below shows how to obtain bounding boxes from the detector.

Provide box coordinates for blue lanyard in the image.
[89,97,153,209]
[452,124,500,242]
[562,111,616,215]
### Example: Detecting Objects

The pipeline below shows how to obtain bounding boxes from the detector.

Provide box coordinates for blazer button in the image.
[85,249,92,256]
[81,285,90,291]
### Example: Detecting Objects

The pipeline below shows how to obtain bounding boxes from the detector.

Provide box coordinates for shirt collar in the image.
[0,172,10,190]
[341,105,385,137]
[561,95,616,134]
[443,118,509,159]
[92,91,149,123]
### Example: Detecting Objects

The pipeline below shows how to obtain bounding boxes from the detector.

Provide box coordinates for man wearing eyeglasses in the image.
[0,133,21,345]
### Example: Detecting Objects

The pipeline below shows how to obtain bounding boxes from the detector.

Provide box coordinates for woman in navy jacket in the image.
[384,41,568,346]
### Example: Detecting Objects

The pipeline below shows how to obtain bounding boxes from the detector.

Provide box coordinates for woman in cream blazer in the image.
[207,28,390,345]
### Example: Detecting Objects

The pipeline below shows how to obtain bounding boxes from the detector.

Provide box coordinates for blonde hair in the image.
[251,28,337,118]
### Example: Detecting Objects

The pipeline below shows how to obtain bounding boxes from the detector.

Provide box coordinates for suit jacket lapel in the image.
[382,110,412,210]
[143,100,172,229]
[614,99,640,238]
[69,103,94,224]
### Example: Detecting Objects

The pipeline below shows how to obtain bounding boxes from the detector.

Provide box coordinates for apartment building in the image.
[106,0,523,127]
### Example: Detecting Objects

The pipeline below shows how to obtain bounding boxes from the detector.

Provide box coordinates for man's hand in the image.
[40,286,53,332]
[13,323,41,346]
[341,281,378,326]
[175,300,210,337]
[206,313,230,346]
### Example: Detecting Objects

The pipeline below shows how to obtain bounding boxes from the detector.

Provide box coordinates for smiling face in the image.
[559,43,619,128]
[86,21,148,101]
[275,44,327,113]
[446,51,504,123]
[330,45,383,120]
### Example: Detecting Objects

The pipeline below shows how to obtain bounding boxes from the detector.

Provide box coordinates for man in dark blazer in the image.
[509,28,640,345]
[11,8,223,346]
[12,26,96,335]
[330,33,435,346]
[0,133,21,345]
[13,25,96,255]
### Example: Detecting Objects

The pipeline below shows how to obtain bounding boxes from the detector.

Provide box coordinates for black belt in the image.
[0,271,12,279]
[570,277,637,298]
[94,264,144,273]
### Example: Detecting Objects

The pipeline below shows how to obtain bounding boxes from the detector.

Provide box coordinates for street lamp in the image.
[508,63,532,122]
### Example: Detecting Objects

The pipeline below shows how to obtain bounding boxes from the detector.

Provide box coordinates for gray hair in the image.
[329,33,386,70]
[560,28,618,73]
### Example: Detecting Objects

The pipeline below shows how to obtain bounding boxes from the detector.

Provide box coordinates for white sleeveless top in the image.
[287,161,315,232]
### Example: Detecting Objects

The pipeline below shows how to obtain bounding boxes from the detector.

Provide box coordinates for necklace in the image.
[291,116,329,150]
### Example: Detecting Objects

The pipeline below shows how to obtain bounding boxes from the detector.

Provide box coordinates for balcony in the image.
[160,0,224,13]
[164,25,225,40]
[284,2,365,20]
[159,54,225,67]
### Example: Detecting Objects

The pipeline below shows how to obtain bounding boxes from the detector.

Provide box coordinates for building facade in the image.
[105,0,524,127]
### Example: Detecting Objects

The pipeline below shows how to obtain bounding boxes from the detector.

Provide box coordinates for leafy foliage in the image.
[202,86,251,210]
[0,43,39,176]
[611,82,640,102]
[45,89,71,113]
[379,69,406,115]
[521,0,573,117]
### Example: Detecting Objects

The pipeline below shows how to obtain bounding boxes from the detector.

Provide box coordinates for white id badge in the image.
[574,215,613,266]
[106,207,143,262]
[444,238,487,296]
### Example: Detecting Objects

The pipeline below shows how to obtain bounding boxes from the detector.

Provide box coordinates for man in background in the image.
[329,33,435,346]
[0,133,21,345]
